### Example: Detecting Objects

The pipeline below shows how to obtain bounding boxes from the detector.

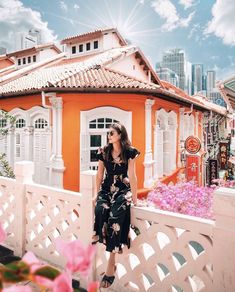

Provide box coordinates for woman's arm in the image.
[96,160,105,195]
[128,158,138,205]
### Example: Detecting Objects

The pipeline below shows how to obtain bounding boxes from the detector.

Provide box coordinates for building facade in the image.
[0,28,227,193]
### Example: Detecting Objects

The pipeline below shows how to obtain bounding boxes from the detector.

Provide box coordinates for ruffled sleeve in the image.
[96,147,104,161]
[127,147,140,160]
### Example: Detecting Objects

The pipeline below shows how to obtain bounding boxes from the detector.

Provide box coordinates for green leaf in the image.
[2,261,30,283]
[34,266,60,280]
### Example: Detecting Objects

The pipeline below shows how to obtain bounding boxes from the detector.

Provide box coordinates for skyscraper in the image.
[161,48,191,94]
[192,64,203,95]
[0,47,6,55]
[155,67,179,87]
[206,70,216,97]
[16,29,42,50]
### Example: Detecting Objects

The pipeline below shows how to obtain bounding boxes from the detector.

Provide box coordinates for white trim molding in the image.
[49,96,65,188]
[143,99,155,188]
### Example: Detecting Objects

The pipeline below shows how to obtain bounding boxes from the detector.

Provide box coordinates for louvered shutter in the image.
[80,132,89,171]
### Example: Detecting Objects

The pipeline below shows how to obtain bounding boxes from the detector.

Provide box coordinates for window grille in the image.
[89,118,119,129]
[0,119,7,128]
[16,119,26,128]
[35,118,48,129]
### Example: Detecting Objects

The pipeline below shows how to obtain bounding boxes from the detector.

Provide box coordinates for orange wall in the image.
[61,93,146,191]
[0,92,205,191]
[0,93,146,191]
[0,95,41,110]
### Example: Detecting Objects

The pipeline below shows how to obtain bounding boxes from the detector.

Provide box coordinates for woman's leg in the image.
[106,252,116,276]
[93,191,110,243]
[100,252,116,288]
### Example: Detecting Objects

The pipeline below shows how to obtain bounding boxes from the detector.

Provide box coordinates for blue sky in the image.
[0,0,235,81]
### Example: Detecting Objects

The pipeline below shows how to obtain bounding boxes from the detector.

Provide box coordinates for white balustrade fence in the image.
[0,161,93,268]
[0,161,235,291]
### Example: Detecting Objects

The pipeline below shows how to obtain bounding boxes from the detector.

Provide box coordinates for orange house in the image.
[0,28,227,194]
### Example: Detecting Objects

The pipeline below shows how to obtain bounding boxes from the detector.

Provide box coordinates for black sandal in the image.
[100,274,115,288]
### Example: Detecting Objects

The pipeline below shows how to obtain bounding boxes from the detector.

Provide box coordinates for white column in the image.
[143,99,155,188]
[170,126,177,171]
[24,126,34,161]
[231,111,235,151]
[14,161,34,256]
[163,129,171,175]
[195,112,199,137]
[213,187,235,291]
[178,108,185,167]
[49,97,65,188]
[7,127,15,167]
[153,125,163,179]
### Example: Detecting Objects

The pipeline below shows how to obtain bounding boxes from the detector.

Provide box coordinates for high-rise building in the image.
[16,29,42,50]
[206,70,216,97]
[209,88,226,107]
[202,74,207,91]
[161,48,190,94]
[156,67,179,87]
[192,64,203,95]
[0,47,6,55]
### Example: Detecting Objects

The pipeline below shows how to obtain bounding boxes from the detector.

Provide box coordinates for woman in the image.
[93,122,140,289]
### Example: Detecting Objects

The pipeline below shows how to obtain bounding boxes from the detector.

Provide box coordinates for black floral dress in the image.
[94,146,140,253]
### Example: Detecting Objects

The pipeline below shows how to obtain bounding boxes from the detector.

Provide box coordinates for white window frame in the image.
[80,106,132,171]
[154,109,177,178]
[29,106,51,185]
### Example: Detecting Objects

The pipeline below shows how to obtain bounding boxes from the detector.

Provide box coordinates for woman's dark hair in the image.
[104,122,131,163]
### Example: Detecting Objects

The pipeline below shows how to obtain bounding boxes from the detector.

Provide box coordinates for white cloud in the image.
[179,0,197,10]
[151,0,195,31]
[0,0,57,52]
[60,1,68,12]
[205,0,235,46]
[74,4,80,10]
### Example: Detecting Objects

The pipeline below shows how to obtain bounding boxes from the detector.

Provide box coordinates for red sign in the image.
[185,136,201,154]
[186,155,200,183]
[209,159,218,185]
[219,142,228,170]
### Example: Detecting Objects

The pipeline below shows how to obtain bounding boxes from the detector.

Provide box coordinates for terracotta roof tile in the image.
[61,28,127,46]
[0,65,158,95]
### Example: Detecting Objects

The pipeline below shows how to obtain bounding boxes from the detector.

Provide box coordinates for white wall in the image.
[108,55,149,83]
[38,48,59,61]
[102,32,122,50]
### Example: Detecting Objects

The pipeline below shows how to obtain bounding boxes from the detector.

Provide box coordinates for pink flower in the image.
[3,286,32,292]
[22,251,43,272]
[147,181,215,219]
[0,223,6,243]
[53,272,73,292]
[55,239,96,276]
[34,275,54,288]
[88,281,99,292]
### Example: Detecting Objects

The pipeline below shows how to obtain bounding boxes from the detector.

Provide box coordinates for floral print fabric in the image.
[93,147,140,253]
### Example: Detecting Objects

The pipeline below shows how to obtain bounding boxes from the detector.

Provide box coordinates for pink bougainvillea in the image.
[147,181,215,219]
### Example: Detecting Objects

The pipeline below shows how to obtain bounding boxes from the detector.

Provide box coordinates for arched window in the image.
[15,118,26,161]
[89,118,119,170]
[80,107,132,171]
[33,117,50,184]
[154,109,177,179]
[0,118,7,156]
